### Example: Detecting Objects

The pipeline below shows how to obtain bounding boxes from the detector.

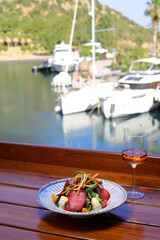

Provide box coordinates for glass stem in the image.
[132,164,137,192]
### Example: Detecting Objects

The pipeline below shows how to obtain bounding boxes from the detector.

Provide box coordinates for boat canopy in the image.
[82,41,101,48]
[129,57,160,73]
[54,41,71,52]
[132,57,160,65]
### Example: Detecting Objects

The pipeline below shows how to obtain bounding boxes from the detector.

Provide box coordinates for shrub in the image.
[0,45,8,51]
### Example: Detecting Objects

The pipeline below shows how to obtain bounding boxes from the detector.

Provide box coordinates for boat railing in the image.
[129,69,160,75]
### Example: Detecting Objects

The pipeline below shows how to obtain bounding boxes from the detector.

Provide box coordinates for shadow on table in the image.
[37,204,133,240]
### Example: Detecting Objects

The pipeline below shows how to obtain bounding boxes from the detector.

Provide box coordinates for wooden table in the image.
[0,142,160,240]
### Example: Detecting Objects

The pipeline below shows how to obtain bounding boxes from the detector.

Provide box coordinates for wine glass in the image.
[122,129,147,199]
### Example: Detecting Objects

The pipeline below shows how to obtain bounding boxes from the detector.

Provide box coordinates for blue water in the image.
[0,60,160,155]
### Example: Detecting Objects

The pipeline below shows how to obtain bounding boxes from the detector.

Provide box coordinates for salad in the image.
[52,171,110,212]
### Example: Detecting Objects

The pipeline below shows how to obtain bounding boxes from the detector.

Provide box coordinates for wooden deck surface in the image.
[0,142,160,240]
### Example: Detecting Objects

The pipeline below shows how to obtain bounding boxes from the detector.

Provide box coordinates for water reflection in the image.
[100,112,160,154]
[101,113,159,143]
[32,70,52,79]
[60,111,160,154]
[61,112,103,149]
[0,61,160,155]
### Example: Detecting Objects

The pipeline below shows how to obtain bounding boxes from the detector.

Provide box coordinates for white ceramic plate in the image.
[37,178,127,217]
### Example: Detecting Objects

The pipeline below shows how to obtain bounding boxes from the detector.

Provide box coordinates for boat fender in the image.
[54,105,62,113]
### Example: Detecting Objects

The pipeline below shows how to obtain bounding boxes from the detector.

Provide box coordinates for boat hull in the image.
[60,82,116,115]
[100,89,160,119]
[32,58,54,73]
[61,86,98,115]
[53,62,77,73]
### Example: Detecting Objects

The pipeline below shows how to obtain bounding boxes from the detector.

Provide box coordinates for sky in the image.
[98,0,152,28]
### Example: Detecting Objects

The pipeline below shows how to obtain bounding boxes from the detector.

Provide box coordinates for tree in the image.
[13,37,19,47]
[145,0,160,56]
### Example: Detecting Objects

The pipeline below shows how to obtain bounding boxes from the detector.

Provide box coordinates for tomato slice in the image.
[102,199,107,208]
[64,206,72,211]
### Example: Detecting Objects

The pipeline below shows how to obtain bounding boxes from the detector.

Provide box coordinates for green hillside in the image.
[0,0,154,70]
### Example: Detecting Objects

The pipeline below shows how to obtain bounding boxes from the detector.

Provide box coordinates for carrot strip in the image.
[84,174,89,182]
[91,173,99,179]
[60,185,79,195]
[77,186,82,195]
[61,173,85,195]
[85,179,92,184]
[71,173,81,185]
[85,173,99,184]
[59,172,99,196]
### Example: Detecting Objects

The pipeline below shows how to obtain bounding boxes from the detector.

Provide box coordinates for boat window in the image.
[130,83,150,89]
[55,50,69,53]
[110,104,115,114]
[150,64,160,70]
[132,62,151,71]
[126,77,142,81]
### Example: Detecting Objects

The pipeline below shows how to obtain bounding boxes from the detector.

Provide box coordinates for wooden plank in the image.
[1,189,160,227]
[110,202,160,227]
[0,169,61,189]
[0,225,79,240]
[1,142,160,240]
[1,182,160,208]
[0,185,39,207]
[0,191,160,227]
[0,203,160,240]
[124,186,160,206]
[0,142,159,178]
[1,161,160,189]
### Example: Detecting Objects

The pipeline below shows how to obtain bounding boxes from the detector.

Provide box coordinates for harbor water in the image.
[0,60,160,155]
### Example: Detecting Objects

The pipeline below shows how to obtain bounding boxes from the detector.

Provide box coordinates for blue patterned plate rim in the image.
[36,178,127,217]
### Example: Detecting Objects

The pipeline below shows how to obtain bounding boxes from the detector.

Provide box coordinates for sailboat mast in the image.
[65,0,79,73]
[69,0,79,48]
[91,0,96,86]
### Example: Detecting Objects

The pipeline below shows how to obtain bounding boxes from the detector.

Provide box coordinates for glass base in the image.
[127,190,145,199]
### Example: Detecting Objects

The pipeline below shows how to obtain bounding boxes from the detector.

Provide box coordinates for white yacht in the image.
[54,0,118,115]
[60,82,116,115]
[52,41,79,73]
[100,57,160,119]
[119,57,160,89]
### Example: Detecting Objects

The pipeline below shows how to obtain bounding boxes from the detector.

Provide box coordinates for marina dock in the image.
[72,59,121,89]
